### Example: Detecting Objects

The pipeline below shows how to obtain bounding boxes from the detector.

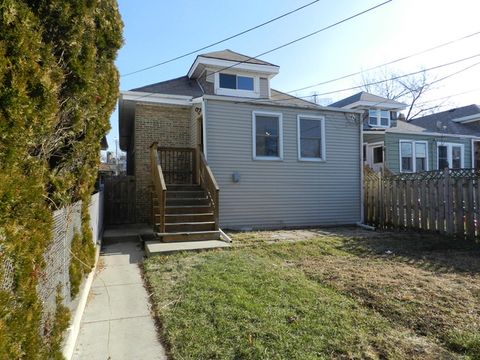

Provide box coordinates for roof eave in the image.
[187,56,280,79]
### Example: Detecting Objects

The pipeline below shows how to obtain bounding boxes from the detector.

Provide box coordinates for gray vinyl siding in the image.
[259,78,269,98]
[385,132,473,173]
[205,99,361,229]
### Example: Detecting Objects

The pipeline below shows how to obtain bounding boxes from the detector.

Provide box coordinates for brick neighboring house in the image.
[118,50,363,238]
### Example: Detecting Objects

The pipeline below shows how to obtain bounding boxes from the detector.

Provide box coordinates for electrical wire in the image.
[121,0,322,77]
[129,0,393,102]
[287,30,480,93]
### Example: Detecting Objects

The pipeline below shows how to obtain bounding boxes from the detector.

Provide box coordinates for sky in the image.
[106,0,480,152]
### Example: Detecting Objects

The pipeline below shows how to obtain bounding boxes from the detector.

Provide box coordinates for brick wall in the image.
[134,103,192,223]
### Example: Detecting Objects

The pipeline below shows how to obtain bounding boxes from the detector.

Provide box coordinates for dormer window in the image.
[368,109,390,127]
[214,72,260,98]
[219,73,254,91]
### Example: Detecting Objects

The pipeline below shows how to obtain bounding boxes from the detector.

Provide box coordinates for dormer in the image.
[330,91,407,129]
[188,50,279,99]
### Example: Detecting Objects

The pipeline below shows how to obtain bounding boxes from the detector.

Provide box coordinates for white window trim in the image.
[215,72,260,98]
[252,111,283,161]
[436,142,465,169]
[297,115,326,162]
[368,109,390,128]
[399,140,429,173]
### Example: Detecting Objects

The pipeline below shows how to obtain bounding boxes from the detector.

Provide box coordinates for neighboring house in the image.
[330,91,407,172]
[118,49,363,232]
[331,92,480,174]
[385,105,480,173]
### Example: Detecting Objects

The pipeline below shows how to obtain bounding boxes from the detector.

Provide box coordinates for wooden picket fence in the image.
[364,166,480,239]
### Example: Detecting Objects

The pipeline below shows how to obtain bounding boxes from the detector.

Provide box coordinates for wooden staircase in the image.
[154,184,220,242]
[146,144,228,255]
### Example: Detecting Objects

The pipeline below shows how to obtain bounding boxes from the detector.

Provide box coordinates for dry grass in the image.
[144,228,480,359]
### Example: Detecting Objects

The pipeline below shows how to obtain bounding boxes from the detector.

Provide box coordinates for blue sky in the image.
[107,0,480,152]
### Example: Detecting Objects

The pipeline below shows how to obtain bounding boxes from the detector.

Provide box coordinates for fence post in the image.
[444,168,453,235]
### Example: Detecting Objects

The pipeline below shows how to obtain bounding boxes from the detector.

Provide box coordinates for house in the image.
[118,50,363,237]
[331,92,480,174]
[330,91,407,172]
[386,105,480,173]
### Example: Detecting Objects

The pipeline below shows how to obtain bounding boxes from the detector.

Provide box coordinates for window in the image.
[219,73,254,91]
[415,142,427,171]
[368,109,391,127]
[399,140,429,173]
[437,143,464,169]
[401,142,413,172]
[297,115,325,161]
[253,112,283,160]
[373,146,383,164]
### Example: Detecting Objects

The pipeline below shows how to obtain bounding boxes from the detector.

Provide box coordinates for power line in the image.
[246,57,480,105]
[287,30,480,93]
[120,0,321,77]
[206,0,393,78]
[416,88,480,106]
[309,53,480,97]
[129,0,393,102]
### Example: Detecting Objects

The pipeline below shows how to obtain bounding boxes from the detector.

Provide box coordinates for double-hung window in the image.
[437,142,464,169]
[297,115,325,161]
[399,140,428,172]
[368,109,390,127]
[253,112,283,160]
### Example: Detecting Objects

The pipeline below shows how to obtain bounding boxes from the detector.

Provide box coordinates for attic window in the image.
[219,73,254,91]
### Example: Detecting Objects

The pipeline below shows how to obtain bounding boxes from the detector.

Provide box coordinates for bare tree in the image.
[361,68,446,121]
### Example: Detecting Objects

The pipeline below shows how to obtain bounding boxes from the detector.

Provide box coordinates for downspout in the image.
[202,98,208,160]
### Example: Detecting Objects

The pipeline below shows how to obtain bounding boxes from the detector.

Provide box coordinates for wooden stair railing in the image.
[150,142,167,233]
[157,147,195,184]
[197,149,220,230]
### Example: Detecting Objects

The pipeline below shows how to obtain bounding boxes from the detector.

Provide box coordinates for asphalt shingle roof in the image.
[198,49,278,67]
[330,91,406,109]
[391,104,480,137]
[130,76,203,97]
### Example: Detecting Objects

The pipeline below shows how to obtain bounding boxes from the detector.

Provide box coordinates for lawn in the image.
[143,228,480,359]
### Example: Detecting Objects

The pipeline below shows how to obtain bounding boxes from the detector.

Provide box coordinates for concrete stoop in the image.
[145,239,230,256]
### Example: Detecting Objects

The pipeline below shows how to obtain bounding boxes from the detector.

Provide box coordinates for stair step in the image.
[164,213,214,222]
[157,230,221,242]
[166,191,206,198]
[167,184,202,191]
[166,205,212,214]
[164,221,216,232]
[166,198,210,206]
[145,240,229,256]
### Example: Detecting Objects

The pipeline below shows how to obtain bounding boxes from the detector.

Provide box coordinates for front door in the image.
[366,142,384,172]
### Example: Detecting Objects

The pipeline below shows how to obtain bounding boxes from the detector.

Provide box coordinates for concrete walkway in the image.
[72,239,167,360]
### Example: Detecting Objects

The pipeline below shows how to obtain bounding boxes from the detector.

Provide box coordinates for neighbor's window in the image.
[415,142,427,171]
[368,109,391,127]
[437,143,464,169]
[400,142,413,172]
[253,112,282,160]
[297,116,325,161]
[219,73,254,91]
[400,140,429,173]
